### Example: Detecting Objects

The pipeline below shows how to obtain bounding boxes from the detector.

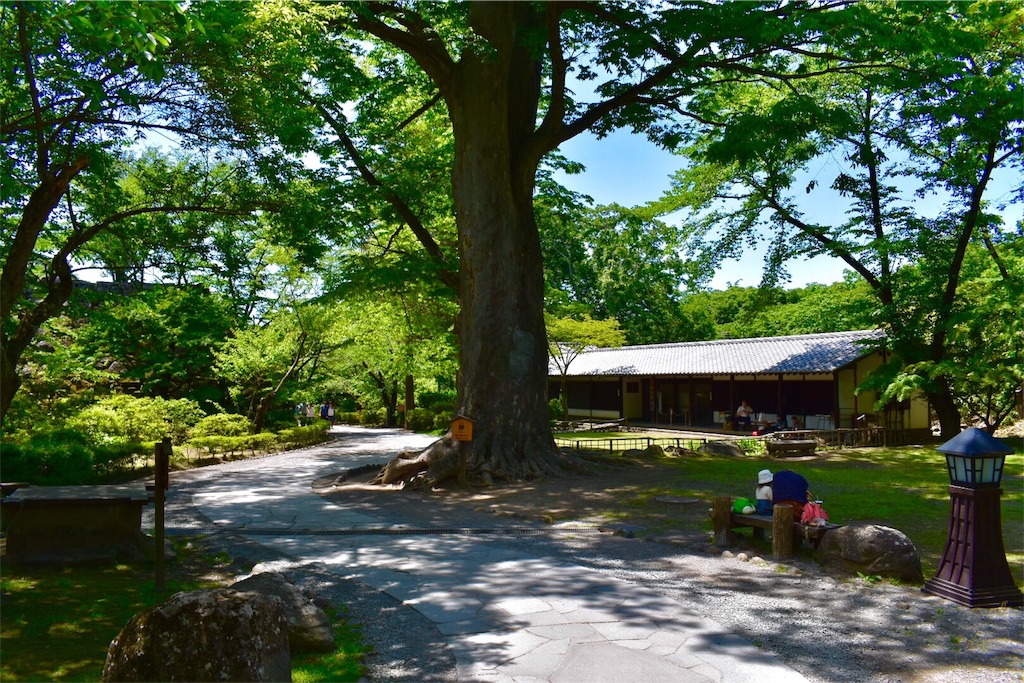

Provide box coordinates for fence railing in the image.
[555,427,914,453]
[772,427,909,448]
[554,436,710,453]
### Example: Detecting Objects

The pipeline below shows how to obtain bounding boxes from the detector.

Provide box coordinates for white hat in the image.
[758,469,773,484]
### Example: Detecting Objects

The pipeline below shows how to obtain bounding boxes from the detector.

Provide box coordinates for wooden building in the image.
[549,329,931,435]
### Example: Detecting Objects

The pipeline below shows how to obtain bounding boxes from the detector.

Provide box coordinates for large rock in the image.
[816,524,923,583]
[664,445,701,457]
[641,444,665,458]
[232,572,335,653]
[623,445,665,458]
[700,440,745,457]
[102,588,291,682]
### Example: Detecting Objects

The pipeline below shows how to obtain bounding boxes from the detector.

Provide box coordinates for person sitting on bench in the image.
[772,469,810,518]
[735,400,754,430]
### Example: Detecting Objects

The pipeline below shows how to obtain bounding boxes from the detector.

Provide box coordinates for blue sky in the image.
[553,128,1022,292]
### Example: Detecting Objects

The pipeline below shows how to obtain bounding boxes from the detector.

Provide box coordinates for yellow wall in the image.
[623,378,643,419]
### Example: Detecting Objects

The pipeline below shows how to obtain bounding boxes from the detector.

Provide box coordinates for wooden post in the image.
[154,437,170,590]
[457,440,468,488]
[712,496,732,546]
[772,504,794,560]
[450,416,474,488]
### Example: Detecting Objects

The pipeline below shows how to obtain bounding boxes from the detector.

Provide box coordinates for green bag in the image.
[733,497,754,514]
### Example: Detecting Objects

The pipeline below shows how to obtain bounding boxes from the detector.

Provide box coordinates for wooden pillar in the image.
[772,504,795,560]
[648,379,655,423]
[589,376,593,419]
[712,496,733,546]
[777,374,784,421]
[832,370,840,430]
[852,364,859,429]
[618,377,624,420]
[729,375,736,429]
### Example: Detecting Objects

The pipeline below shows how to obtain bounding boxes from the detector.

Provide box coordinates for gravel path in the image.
[157,431,1023,683]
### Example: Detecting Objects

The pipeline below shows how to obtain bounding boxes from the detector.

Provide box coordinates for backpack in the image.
[801,500,829,526]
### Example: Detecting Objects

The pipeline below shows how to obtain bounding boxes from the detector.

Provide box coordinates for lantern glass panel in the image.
[944,454,1005,486]
[979,457,1003,484]
[946,455,969,484]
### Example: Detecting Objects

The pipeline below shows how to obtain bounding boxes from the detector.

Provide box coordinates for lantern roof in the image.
[937,427,1013,457]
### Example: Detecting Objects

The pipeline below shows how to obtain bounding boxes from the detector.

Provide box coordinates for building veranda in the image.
[549,330,931,443]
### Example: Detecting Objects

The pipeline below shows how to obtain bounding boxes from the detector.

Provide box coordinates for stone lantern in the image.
[923,427,1023,608]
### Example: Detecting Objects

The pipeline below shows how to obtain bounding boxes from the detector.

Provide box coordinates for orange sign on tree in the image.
[451,416,474,442]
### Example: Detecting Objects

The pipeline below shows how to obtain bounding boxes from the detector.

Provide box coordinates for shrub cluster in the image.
[359,408,387,427]
[0,429,95,485]
[432,411,455,431]
[405,408,435,432]
[1,396,334,484]
[0,429,152,484]
[67,395,204,445]
[416,390,457,413]
[548,399,564,421]
[187,433,279,459]
[191,413,249,438]
[277,421,332,447]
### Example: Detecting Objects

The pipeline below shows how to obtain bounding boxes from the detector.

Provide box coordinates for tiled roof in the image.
[551,329,885,377]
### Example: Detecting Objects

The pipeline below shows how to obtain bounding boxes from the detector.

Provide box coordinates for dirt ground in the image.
[318,453,724,545]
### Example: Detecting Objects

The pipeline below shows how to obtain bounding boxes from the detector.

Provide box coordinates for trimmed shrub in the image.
[278,421,331,447]
[187,435,242,458]
[432,411,455,431]
[406,408,435,432]
[243,432,279,454]
[359,409,384,427]
[336,412,360,425]
[186,432,281,459]
[548,399,564,420]
[92,441,149,476]
[192,413,249,438]
[68,395,202,445]
[161,399,206,443]
[736,438,767,456]
[0,429,94,485]
[416,390,457,412]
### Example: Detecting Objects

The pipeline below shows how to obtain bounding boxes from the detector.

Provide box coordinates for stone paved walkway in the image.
[166,427,808,682]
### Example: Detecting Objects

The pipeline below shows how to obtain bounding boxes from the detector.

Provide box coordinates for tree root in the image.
[369,438,633,489]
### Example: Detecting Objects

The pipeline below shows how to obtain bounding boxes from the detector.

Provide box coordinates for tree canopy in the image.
[4,0,1021,454]
[655,1,1023,436]
[0,1,266,425]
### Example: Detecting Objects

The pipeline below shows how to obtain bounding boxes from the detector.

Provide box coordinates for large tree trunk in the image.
[443,2,559,484]
[927,378,963,440]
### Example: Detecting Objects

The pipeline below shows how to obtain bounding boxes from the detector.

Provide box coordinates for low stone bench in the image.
[765,438,817,457]
[710,495,842,560]
[0,484,151,564]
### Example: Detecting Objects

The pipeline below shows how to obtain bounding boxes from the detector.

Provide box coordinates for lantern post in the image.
[923,428,1023,608]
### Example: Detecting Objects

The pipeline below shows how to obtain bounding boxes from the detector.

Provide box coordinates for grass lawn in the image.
[568,440,1024,586]
[2,437,1019,680]
[0,541,367,683]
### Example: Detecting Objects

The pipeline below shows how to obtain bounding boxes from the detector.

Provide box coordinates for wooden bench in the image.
[711,495,841,560]
[765,438,817,456]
